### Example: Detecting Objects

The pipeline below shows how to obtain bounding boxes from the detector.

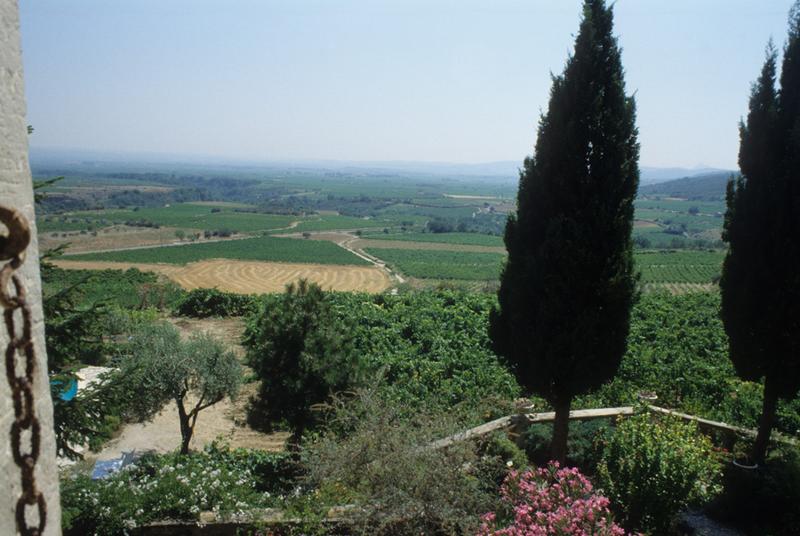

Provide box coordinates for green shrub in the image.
[174,287,257,317]
[61,444,291,535]
[301,388,494,536]
[597,413,723,534]
[244,281,365,442]
[474,432,529,492]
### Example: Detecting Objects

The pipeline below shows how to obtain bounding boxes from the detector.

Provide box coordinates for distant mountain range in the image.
[639,171,738,200]
[29,147,735,187]
[639,166,733,185]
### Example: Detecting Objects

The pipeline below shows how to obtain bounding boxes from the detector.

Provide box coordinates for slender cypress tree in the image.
[489,0,639,464]
[721,5,800,465]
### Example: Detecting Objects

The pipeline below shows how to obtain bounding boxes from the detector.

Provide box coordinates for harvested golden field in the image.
[54,259,392,294]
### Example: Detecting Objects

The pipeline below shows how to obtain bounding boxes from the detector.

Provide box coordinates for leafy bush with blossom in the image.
[477,462,627,536]
[61,443,293,536]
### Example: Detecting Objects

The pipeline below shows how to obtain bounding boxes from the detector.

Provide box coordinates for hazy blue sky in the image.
[19,0,796,169]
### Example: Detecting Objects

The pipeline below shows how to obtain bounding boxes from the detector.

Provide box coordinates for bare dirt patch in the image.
[91,382,289,462]
[39,225,200,253]
[54,258,392,294]
[634,219,660,228]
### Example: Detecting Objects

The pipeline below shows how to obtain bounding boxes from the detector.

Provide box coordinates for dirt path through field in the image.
[281,231,510,284]
[350,238,506,253]
[287,232,409,284]
[54,258,392,293]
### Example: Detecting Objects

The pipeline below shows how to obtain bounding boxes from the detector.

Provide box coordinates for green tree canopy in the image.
[490,0,639,463]
[243,280,364,447]
[721,4,800,464]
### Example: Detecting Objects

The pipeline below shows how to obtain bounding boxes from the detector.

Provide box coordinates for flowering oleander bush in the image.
[477,462,628,536]
[61,443,293,536]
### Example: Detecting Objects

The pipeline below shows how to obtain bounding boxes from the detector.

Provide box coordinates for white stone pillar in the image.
[1,1,62,534]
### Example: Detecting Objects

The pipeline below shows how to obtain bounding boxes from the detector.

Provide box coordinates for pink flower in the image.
[477,462,631,536]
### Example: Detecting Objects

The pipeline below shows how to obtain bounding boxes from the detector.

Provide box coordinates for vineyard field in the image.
[365,248,505,280]
[362,231,504,247]
[635,249,724,284]
[67,236,370,266]
[40,203,298,233]
[364,247,723,286]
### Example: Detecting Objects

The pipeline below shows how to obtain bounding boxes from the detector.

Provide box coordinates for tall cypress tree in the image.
[489,0,638,464]
[721,5,800,465]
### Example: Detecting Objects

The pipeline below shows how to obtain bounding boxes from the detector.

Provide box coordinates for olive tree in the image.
[120,322,242,454]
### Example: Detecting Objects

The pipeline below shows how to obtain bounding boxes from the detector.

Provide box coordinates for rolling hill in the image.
[638,171,737,200]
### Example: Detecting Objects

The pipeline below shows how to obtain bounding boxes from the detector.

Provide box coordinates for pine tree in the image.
[721,5,800,465]
[489,0,639,464]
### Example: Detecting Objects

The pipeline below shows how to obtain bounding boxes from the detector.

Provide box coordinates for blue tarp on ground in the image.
[91,451,139,480]
[50,377,78,401]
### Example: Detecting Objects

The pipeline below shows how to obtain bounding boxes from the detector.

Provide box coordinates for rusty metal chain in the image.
[1,205,47,536]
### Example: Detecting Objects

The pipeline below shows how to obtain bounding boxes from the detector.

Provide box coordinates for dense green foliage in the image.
[365,248,505,280]
[244,281,364,443]
[174,288,257,317]
[41,261,124,458]
[68,234,369,265]
[334,291,519,412]
[61,444,292,536]
[42,265,182,310]
[491,0,639,462]
[587,292,800,437]
[597,414,723,535]
[248,290,519,420]
[721,14,800,463]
